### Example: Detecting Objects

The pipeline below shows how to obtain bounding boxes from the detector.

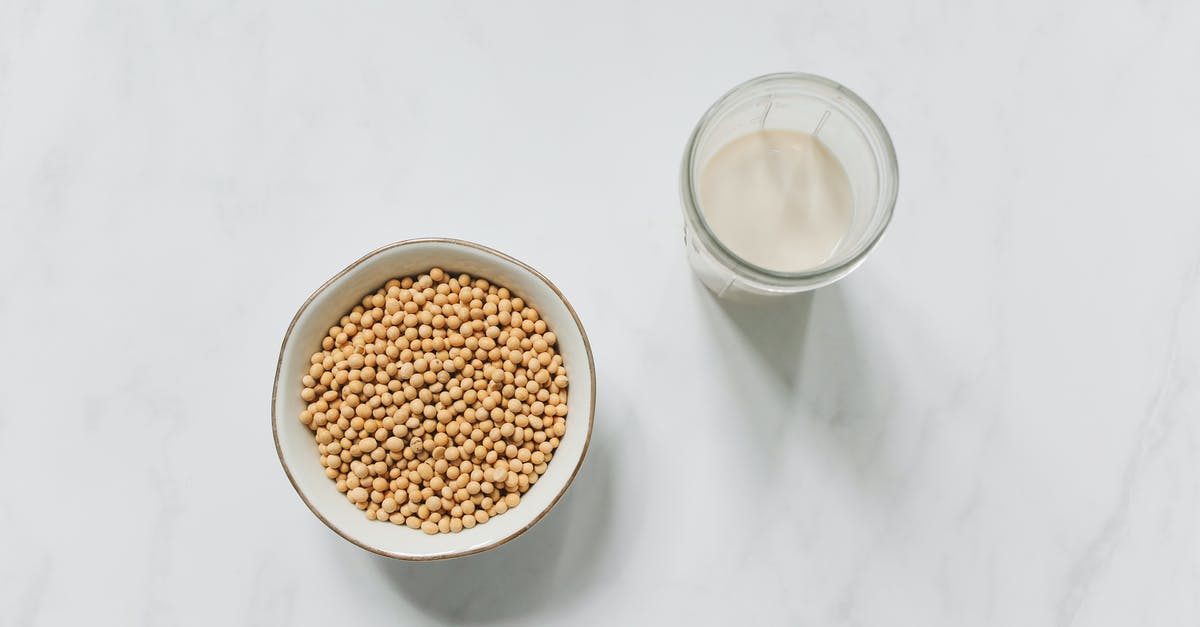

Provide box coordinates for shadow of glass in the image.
[372,416,617,624]
[792,286,895,485]
[705,287,815,391]
[696,280,894,487]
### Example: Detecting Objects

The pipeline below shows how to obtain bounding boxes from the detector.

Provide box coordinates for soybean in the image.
[298,268,570,534]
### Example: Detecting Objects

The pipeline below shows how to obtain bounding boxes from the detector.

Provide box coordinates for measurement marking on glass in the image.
[812,110,831,137]
[759,99,774,129]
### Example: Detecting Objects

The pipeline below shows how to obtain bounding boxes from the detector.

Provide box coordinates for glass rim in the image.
[680,72,899,285]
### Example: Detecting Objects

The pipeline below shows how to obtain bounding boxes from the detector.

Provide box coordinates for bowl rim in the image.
[271,238,596,561]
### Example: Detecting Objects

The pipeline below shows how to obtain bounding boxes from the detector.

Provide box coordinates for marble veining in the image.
[1,1,1198,626]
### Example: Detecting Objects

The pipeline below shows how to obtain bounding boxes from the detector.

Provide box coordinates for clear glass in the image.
[680,73,899,298]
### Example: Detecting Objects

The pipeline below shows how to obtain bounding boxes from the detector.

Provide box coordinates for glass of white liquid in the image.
[680,73,898,298]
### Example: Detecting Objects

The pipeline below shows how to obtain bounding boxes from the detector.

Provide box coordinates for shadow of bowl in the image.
[374,416,618,623]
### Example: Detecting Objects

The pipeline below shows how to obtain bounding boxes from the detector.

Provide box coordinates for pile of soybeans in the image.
[298,268,568,534]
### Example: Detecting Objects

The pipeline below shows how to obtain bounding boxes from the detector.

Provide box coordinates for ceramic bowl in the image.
[272,239,595,560]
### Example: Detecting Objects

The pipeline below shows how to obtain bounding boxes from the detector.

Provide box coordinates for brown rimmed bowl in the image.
[272,239,595,560]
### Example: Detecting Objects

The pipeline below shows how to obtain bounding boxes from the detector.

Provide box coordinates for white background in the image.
[2,1,1199,625]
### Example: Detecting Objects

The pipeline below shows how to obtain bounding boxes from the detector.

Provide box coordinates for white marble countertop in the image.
[2,2,1199,625]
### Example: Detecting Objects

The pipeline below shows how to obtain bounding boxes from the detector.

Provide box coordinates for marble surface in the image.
[2,1,1198,625]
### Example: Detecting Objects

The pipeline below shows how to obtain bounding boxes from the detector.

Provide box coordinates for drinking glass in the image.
[680,73,899,298]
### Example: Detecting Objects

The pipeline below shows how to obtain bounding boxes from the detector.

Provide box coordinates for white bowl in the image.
[272,239,595,560]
